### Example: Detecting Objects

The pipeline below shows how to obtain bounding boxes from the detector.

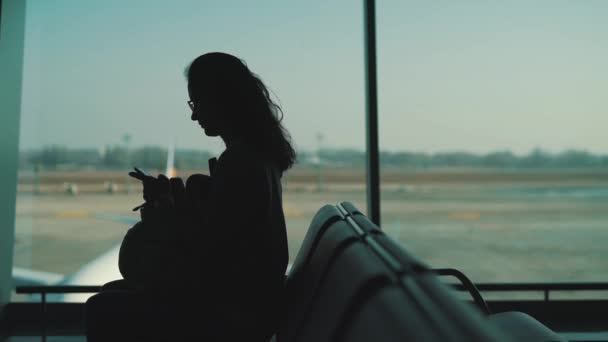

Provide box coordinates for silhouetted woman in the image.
[183,52,295,340]
[86,52,295,342]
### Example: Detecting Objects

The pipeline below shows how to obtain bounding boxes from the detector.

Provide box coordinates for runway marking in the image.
[56,210,90,218]
[448,211,481,220]
[283,203,303,217]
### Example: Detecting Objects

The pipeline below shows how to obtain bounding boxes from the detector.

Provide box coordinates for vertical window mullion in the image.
[363,0,380,226]
[0,0,26,305]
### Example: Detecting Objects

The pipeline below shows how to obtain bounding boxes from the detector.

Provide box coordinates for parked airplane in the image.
[12,142,177,302]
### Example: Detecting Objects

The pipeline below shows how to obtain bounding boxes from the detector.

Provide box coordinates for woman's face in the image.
[188,84,222,137]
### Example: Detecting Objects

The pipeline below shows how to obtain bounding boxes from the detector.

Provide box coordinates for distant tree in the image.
[481,151,517,168]
[518,148,552,168]
[20,144,608,171]
[32,145,69,169]
[318,148,365,167]
[431,152,480,167]
[174,149,214,170]
[131,146,167,171]
[101,145,129,168]
[380,152,430,168]
[554,150,600,168]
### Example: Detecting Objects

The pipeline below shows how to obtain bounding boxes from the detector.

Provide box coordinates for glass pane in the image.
[13,0,364,302]
[378,2,608,284]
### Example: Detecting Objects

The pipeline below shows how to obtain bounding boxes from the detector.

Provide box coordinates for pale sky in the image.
[19,0,608,155]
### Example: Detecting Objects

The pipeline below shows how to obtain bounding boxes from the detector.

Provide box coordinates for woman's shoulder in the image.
[213,144,280,195]
[218,143,255,163]
[218,144,278,173]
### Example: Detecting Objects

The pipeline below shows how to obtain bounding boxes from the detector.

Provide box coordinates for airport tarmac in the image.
[12,168,608,301]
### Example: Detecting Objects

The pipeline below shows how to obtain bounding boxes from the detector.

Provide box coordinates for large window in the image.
[13,0,365,302]
[14,0,606,304]
[378,2,608,283]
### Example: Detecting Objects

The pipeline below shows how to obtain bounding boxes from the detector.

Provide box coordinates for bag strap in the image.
[208,157,217,176]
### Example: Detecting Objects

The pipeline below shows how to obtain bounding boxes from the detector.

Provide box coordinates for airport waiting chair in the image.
[409,272,506,341]
[283,203,506,342]
[349,213,382,234]
[287,204,343,278]
[337,201,363,216]
[279,205,352,342]
[337,285,440,342]
[339,202,564,341]
[293,240,395,342]
[339,204,499,340]
[371,233,428,273]
[489,312,566,342]
[280,220,360,342]
[277,205,500,342]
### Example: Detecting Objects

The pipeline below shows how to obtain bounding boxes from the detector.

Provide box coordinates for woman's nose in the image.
[191,110,197,121]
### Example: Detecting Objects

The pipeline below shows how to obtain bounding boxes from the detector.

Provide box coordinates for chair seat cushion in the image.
[489,311,565,342]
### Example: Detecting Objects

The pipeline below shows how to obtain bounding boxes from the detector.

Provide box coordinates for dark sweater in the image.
[116,143,288,341]
[192,143,289,340]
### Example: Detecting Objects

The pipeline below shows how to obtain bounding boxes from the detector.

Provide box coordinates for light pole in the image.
[316,132,324,192]
[122,133,132,194]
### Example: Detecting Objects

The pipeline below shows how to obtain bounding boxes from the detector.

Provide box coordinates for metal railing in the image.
[451,282,608,302]
[14,281,608,340]
[15,286,102,341]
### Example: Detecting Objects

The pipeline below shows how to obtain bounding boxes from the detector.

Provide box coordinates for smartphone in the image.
[134,167,151,178]
[131,167,152,211]
[129,166,154,183]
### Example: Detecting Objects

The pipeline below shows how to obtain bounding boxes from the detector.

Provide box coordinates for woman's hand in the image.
[129,168,172,211]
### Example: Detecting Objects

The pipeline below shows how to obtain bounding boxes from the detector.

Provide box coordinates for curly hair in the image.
[185,52,296,172]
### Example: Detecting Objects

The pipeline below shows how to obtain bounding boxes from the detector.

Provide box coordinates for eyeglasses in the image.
[187,100,196,111]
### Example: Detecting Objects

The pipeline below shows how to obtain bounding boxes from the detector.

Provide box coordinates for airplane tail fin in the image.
[166,140,177,178]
